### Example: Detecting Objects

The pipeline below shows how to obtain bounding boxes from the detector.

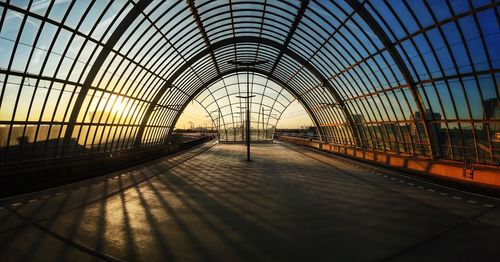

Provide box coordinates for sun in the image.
[110,99,125,115]
[97,94,127,116]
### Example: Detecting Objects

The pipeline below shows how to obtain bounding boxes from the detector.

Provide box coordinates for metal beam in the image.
[345,0,436,157]
[62,0,153,154]
[186,0,221,76]
[268,0,309,76]
[134,36,360,148]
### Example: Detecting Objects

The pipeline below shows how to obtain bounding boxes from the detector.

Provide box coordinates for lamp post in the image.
[233,115,241,142]
[237,106,247,141]
[208,109,221,142]
[261,107,272,140]
[267,113,277,140]
[228,59,268,161]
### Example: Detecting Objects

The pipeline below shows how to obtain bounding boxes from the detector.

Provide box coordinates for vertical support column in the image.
[262,106,265,140]
[246,70,251,161]
[218,110,221,143]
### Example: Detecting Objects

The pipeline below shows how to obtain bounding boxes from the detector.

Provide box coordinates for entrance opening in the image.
[175,72,314,143]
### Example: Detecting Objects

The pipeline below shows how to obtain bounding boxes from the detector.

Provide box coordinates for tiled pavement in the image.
[0,142,499,261]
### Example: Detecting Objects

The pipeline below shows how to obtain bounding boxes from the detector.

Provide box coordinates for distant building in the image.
[484,98,500,119]
[484,98,500,142]
[411,110,442,142]
[351,114,364,123]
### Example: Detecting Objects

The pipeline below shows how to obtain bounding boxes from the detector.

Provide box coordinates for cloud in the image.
[31,0,72,12]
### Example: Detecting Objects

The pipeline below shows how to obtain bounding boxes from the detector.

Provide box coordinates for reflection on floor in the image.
[0,142,499,261]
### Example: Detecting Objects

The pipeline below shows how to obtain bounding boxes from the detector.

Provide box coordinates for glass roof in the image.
[0,0,498,165]
[192,72,297,141]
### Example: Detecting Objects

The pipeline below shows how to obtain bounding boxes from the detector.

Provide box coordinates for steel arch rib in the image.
[62,0,153,153]
[134,36,360,147]
[186,0,221,77]
[268,0,309,76]
[345,0,436,157]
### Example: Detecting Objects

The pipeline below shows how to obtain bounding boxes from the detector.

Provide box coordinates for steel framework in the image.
[0,0,498,166]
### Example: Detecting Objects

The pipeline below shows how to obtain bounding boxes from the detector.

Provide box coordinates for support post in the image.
[262,106,265,140]
[246,71,251,161]
[229,59,268,161]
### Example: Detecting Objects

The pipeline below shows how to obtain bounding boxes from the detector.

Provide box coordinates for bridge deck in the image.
[0,142,499,261]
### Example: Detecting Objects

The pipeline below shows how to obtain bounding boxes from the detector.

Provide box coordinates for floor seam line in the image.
[2,142,218,226]
[379,203,500,261]
[279,142,497,222]
[1,204,122,262]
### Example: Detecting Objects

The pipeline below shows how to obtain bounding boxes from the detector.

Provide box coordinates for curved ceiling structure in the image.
[193,72,301,142]
[0,0,499,165]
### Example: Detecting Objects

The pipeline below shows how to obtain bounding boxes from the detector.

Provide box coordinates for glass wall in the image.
[0,0,498,165]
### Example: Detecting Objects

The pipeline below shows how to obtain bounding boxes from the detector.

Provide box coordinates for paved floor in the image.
[0,142,499,261]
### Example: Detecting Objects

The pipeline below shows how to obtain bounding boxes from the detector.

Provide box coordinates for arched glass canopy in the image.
[0,0,498,165]
[192,72,302,142]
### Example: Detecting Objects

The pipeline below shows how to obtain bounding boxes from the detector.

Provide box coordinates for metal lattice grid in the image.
[0,0,498,166]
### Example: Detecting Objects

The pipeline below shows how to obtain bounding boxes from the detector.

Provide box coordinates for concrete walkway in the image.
[1,142,499,261]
